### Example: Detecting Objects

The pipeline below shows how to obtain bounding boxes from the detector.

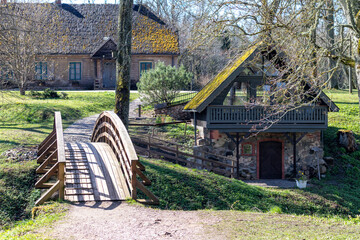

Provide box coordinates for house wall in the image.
[196,129,324,179]
[130,54,178,88]
[35,54,178,89]
[37,55,96,89]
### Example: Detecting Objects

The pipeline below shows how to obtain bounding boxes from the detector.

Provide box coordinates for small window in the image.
[139,61,152,77]
[242,143,254,156]
[69,62,81,81]
[0,68,13,81]
[35,62,48,80]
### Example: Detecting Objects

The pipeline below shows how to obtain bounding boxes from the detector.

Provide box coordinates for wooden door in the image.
[102,62,116,88]
[259,141,282,179]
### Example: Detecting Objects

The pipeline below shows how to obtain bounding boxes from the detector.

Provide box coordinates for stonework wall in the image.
[197,129,323,179]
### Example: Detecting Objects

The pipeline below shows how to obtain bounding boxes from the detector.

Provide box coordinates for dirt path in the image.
[63,98,142,143]
[44,202,221,240]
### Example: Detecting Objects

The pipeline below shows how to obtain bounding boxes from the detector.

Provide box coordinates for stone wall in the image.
[196,129,324,179]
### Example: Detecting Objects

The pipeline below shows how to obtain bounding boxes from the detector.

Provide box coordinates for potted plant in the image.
[295,171,308,189]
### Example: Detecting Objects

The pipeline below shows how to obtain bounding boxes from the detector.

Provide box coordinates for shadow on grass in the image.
[0,126,52,135]
[139,158,352,217]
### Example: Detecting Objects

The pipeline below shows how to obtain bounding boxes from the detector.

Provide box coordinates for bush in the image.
[137,62,193,105]
[28,89,68,99]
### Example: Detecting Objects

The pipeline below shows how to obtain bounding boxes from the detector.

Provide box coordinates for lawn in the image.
[0,90,138,228]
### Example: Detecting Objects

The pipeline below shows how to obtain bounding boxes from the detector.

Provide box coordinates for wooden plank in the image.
[38,131,56,156]
[36,149,58,174]
[81,143,107,201]
[95,143,129,199]
[35,180,60,205]
[91,143,119,200]
[37,140,57,163]
[35,162,59,188]
[66,178,92,184]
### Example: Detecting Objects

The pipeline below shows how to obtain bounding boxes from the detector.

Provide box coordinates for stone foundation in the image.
[196,129,325,179]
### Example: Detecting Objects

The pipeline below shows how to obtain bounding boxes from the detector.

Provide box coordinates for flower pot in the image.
[295,180,307,189]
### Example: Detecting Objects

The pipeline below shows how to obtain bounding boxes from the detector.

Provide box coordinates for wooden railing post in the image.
[58,162,65,200]
[147,135,151,158]
[131,161,137,200]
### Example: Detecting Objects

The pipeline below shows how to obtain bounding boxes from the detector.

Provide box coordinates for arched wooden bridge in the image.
[35,111,158,205]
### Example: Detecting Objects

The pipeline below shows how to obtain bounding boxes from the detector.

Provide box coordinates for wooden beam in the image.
[35,180,60,206]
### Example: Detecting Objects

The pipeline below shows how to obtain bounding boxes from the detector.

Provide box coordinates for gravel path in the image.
[63,98,142,143]
[45,202,221,240]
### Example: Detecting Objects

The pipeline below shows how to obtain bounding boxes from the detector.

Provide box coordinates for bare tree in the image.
[0,2,55,95]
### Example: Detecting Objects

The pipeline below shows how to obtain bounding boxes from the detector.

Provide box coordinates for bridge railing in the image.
[35,112,66,205]
[91,111,159,204]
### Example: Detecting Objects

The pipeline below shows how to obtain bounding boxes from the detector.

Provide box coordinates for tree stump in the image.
[337,130,357,152]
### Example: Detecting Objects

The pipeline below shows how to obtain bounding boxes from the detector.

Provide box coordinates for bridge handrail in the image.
[91,111,158,204]
[35,111,66,205]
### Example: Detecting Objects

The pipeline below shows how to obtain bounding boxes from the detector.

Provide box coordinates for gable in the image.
[184,42,262,112]
[184,42,339,113]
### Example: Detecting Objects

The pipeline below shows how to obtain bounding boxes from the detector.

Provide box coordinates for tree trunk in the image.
[19,87,25,95]
[355,60,360,114]
[115,0,133,129]
[326,0,337,88]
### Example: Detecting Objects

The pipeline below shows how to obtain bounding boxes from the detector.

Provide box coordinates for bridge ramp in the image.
[65,142,130,202]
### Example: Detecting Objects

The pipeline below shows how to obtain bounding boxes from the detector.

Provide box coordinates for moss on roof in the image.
[184,42,262,111]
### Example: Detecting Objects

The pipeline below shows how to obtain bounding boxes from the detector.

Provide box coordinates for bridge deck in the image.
[65,142,130,202]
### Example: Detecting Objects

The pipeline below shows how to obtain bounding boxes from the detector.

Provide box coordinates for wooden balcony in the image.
[206,106,328,132]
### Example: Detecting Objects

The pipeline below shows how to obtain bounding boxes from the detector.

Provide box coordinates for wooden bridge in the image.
[35,111,158,205]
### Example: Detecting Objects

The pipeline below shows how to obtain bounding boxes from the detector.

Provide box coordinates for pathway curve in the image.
[63,98,142,143]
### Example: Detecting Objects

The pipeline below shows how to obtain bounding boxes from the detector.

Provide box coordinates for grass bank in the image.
[0,90,138,228]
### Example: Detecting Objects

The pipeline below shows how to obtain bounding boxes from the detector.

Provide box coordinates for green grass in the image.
[0,90,138,228]
[204,211,360,239]
[139,158,352,217]
[0,202,68,239]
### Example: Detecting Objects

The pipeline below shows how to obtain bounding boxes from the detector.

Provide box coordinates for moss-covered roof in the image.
[184,42,262,111]
[11,3,179,55]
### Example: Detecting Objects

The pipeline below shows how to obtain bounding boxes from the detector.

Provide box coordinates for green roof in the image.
[184,42,262,111]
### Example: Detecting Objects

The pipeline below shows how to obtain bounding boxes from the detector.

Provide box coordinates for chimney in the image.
[1,0,7,4]
[55,0,61,4]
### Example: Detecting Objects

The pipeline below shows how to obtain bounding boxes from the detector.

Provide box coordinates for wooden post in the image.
[138,105,141,117]
[175,145,179,164]
[131,161,137,200]
[236,133,240,179]
[194,112,197,146]
[147,135,151,158]
[184,122,187,136]
[293,132,297,177]
[58,162,65,200]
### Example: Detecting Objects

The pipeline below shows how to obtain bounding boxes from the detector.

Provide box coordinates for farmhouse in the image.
[2,1,179,90]
[184,42,339,180]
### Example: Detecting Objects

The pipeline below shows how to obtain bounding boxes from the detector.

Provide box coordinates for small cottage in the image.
[184,42,339,179]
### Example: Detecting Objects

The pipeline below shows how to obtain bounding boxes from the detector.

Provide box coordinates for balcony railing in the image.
[207,105,328,131]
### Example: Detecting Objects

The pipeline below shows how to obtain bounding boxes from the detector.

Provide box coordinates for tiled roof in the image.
[38,4,179,55]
